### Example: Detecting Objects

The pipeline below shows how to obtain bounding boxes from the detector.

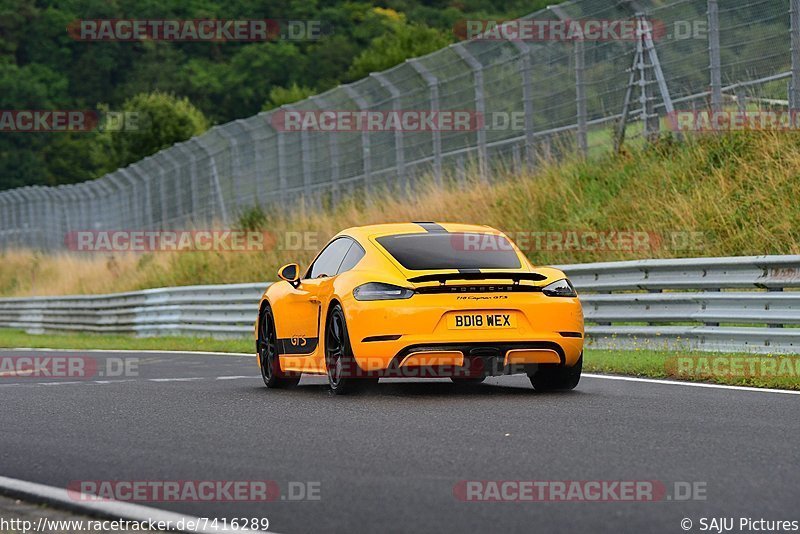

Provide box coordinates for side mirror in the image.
[278,263,301,288]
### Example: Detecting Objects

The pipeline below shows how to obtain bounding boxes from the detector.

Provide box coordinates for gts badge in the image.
[290,335,308,347]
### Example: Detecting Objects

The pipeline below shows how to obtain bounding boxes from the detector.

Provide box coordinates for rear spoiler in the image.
[407,272,548,284]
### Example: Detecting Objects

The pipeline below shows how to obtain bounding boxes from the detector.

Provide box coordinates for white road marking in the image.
[0,475,276,533]
[583,373,800,396]
[0,376,260,389]
[2,348,797,395]
[148,377,206,383]
[215,375,257,380]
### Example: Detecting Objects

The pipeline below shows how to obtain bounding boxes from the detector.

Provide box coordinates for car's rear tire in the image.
[258,305,300,389]
[528,353,582,391]
[325,304,377,395]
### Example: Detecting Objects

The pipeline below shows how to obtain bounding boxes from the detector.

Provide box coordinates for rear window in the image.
[376,232,521,270]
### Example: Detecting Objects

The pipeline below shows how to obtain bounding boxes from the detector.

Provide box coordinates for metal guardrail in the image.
[556,256,800,353]
[0,283,266,338]
[1,256,798,354]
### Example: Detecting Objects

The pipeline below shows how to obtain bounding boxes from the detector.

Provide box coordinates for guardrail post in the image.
[768,286,785,328]
[453,44,489,181]
[707,0,723,113]
[372,72,407,196]
[342,86,373,201]
[408,59,442,187]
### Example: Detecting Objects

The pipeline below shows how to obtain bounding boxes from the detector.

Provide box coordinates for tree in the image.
[346,10,453,80]
[101,91,210,171]
[263,83,316,110]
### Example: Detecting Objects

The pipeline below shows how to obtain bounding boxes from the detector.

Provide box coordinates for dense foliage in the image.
[0,0,550,191]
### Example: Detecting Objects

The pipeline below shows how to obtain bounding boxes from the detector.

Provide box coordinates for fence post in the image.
[92,181,111,234]
[372,72,407,196]
[511,41,535,167]
[298,112,314,207]
[273,108,291,207]
[0,193,8,249]
[161,150,184,223]
[243,118,264,207]
[218,125,243,212]
[107,173,127,228]
[28,187,45,249]
[408,59,442,187]
[119,169,143,229]
[130,165,155,229]
[791,0,800,110]
[192,137,229,226]
[311,95,340,206]
[170,143,198,224]
[453,44,489,181]
[551,5,588,156]
[342,86,373,199]
[707,0,722,113]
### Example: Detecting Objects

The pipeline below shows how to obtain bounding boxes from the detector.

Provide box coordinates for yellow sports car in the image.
[255,223,584,394]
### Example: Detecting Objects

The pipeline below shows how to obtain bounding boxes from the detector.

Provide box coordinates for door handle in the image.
[309,297,321,304]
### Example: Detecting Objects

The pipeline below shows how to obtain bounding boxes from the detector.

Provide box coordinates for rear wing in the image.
[407,272,548,285]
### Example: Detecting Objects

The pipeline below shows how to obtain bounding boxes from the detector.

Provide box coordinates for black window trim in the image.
[336,239,366,275]
[304,236,363,280]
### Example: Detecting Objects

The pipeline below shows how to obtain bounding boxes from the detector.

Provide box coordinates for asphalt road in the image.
[0,349,798,534]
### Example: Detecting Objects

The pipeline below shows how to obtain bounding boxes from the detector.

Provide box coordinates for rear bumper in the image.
[343,292,584,372]
[379,341,570,378]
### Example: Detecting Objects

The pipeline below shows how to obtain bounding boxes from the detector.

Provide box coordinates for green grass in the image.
[585,349,800,390]
[5,130,800,298]
[1,328,797,390]
[0,328,253,354]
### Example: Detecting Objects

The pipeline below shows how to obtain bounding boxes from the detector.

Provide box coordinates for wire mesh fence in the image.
[0,0,797,250]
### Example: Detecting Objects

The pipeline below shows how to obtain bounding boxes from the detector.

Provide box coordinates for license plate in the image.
[447,312,516,330]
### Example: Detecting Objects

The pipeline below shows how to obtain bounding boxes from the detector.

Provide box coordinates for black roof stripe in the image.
[413,222,447,233]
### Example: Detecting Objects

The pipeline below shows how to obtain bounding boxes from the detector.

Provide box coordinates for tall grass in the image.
[2,131,799,297]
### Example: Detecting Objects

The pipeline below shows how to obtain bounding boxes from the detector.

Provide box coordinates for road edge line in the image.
[583,373,800,395]
[0,475,276,533]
